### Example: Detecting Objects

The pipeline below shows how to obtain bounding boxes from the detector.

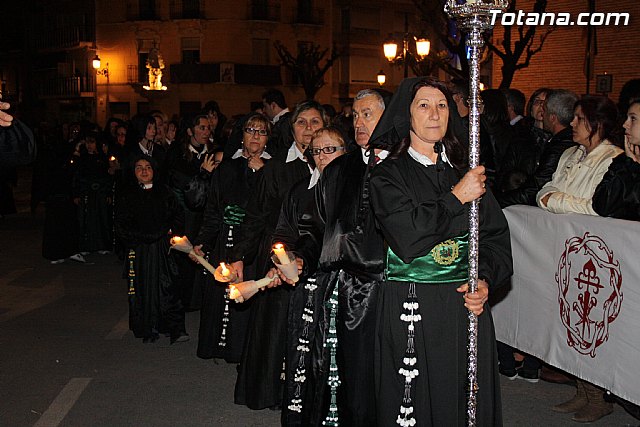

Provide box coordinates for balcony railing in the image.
[38,77,96,98]
[293,7,324,25]
[33,25,95,51]
[170,0,204,19]
[248,1,280,21]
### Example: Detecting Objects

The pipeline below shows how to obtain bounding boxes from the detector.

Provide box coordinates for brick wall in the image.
[490,0,640,104]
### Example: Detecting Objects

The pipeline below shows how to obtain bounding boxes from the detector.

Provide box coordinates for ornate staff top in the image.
[445,0,509,29]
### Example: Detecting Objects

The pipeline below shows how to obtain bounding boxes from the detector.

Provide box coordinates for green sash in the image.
[223,204,246,226]
[385,233,469,284]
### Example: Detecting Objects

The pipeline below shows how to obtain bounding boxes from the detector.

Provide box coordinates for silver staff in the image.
[444,1,508,425]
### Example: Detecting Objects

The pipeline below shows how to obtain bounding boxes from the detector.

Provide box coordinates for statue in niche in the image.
[145,48,166,90]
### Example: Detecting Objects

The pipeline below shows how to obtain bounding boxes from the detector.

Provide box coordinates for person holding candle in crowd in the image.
[593,99,640,221]
[114,157,188,344]
[368,77,512,426]
[269,126,346,426]
[230,101,327,410]
[299,88,386,426]
[190,112,272,362]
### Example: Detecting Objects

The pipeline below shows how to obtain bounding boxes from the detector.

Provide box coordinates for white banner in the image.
[492,205,640,406]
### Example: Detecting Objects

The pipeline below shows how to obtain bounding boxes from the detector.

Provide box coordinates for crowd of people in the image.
[3,75,640,426]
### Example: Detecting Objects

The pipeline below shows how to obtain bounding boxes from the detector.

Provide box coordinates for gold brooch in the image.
[431,239,459,265]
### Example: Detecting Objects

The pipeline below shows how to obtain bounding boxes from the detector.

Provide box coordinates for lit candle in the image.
[273,243,290,265]
[170,235,217,276]
[221,262,230,277]
[109,156,117,161]
[214,262,238,283]
[227,275,277,303]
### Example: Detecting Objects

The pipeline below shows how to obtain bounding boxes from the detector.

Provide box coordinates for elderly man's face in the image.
[352,95,384,148]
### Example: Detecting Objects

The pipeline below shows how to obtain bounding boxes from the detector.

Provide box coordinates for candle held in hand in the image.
[272,243,290,265]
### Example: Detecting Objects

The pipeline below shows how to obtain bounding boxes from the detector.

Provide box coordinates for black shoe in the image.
[499,366,517,380]
[170,332,190,344]
[143,333,159,343]
[516,367,540,383]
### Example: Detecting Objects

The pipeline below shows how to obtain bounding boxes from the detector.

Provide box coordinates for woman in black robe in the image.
[115,157,187,343]
[368,77,513,426]
[191,112,272,362]
[272,126,346,426]
[165,114,217,310]
[72,132,113,253]
[230,101,328,410]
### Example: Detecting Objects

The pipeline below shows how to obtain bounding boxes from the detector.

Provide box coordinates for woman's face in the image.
[311,132,345,173]
[242,121,268,156]
[207,111,219,131]
[531,92,546,122]
[134,159,154,185]
[189,118,211,146]
[85,138,97,154]
[144,122,156,142]
[167,123,176,141]
[410,86,449,145]
[623,103,640,148]
[116,127,127,146]
[570,106,597,148]
[293,108,324,152]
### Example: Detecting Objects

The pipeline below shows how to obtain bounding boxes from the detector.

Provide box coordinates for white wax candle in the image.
[272,243,290,265]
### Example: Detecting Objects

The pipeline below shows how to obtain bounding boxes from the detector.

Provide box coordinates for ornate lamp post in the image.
[443,1,508,425]
[92,54,110,121]
[382,13,430,78]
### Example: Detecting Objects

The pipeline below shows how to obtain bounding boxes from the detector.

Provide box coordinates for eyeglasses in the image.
[294,118,324,128]
[244,127,268,136]
[310,146,344,156]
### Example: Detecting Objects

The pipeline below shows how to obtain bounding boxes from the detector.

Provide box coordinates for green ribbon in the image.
[386,233,469,284]
[223,204,246,226]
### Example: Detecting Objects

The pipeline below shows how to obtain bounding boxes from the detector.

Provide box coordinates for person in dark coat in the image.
[230,101,327,410]
[164,114,216,310]
[593,99,640,220]
[368,77,512,426]
[115,157,187,344]
[191,112,272,362]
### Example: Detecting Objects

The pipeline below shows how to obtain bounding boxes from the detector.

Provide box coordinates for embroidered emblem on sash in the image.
[430,239,459,265]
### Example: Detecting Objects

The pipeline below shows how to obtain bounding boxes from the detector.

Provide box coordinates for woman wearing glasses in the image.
[267,127,346,425]
[231,101,328,410]
[191,112,272,362]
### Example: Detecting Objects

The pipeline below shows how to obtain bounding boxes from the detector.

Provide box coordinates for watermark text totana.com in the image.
[489,10,630,26]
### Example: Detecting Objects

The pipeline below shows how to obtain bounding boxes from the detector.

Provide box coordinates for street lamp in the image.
[376,70,386,86]
[92,54,110,122]
[382,14,430,78]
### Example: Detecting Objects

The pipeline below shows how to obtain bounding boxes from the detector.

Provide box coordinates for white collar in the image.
[360,147,389,165]
[139,141,154,156]
[408,145,452,167]
[188,144,209,159]
[510,115,524,126]
[308,168,321,189]
[272,108,289,124]
[286,142,307,163]
[231,148,272,160]
[140,183,153,189]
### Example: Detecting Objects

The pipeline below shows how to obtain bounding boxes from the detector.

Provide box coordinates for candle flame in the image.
[220,262,230,276]
[170,236,183,245]
[109,156,116,161]
[273,243,284,251]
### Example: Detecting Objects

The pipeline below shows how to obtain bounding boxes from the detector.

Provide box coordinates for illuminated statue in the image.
[144,48,167,91]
